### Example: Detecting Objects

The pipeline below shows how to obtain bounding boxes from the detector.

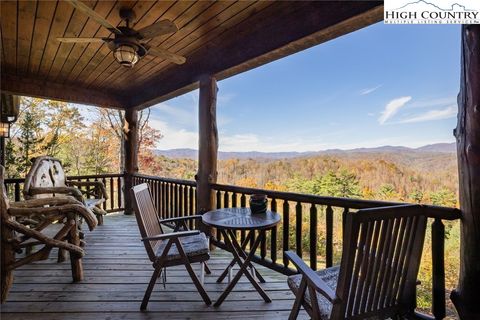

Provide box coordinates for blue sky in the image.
[149,22,461,152]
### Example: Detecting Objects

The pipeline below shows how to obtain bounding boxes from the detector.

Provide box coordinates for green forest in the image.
[4,98,460,317]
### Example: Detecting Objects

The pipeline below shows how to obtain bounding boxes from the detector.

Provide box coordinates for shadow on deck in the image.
[1,213,307,319]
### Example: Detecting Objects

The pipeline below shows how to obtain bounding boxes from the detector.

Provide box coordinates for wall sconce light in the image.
[0,122,10,138]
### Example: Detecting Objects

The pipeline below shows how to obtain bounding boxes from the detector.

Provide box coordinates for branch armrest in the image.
[9,204,98,231]
[142,230,200,242]
[67,180,108,200]
[285,251,339,303]
[10,196,83,208]
[160,215,203,224]
[29,186,84,202]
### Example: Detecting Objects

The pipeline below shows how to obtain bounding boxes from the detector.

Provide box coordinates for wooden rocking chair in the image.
[1,165,97,303]
[23,156,108,225]
[285,204,427,320]
[131,183,212,310]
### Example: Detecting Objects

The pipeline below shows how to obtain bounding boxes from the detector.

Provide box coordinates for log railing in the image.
[3,173,461,318]
[132,173,197,228]
[4,173,125,213]
[211,183,461,320]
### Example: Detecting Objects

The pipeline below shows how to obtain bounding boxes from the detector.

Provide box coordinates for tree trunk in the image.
[196,75,218,237]
[451,24,480,319]
[123,109,138,215]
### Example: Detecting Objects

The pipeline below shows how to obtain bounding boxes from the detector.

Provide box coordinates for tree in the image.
[17,111,43,174]
[98,108,162,173]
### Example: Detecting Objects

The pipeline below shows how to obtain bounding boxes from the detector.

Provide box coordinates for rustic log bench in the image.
[1,165,97,303]
[23,156,108,225]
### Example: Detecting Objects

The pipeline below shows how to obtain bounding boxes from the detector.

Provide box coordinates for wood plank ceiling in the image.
[0,1,383,109]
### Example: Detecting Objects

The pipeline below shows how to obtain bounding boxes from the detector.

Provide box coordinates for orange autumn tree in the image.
[98,107,162,174]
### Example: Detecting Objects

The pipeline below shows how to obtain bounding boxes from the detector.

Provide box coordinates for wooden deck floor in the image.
[1,213,307,319]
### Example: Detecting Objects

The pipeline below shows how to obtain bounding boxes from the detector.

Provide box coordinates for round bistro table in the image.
[202,207,281,307]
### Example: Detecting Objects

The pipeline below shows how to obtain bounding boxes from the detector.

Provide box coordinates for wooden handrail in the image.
[212,183,461,220]
[133,173,196,187]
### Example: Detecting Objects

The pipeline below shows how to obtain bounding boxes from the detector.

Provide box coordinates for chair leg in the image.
[204,262,212,275]
[175,239,211,305]
[289,277,308,320]
[141,264,163,311]
[200,262,205,285]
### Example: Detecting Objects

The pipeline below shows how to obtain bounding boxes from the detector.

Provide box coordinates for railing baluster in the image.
[432,218,446,319]
[117,176,122,209]
[295,201,302,258]
[162,181,167,219]
[310,203,318,270]
[326,205,334,268]
[260,229,267,260]
[216,190,222,242]
[283,200,290,267]
[109,177,114,211]
[179,185,184,217]
[183,184,188,217]
[189,186,194,229]
[102,177,107,210]
[156,181,161,216]
[14,182,20,201]
[240,193,246,244]
[224,191,229,208]
[232,192,237,207]
[270,198,277,264]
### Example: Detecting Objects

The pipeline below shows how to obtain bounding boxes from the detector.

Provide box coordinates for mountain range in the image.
[154,142,456,160]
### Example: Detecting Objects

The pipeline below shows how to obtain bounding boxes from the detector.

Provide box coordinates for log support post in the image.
[123,108,139,215]
[196,75,218,237]
[451,24,480,319]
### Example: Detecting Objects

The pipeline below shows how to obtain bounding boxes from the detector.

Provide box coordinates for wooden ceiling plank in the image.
[36,1,75,78]
[91,0,218,91]
[125,1,270,88]
[53,0,117,83]
[79,0,167,88]
[0,1,17,74]
[129,1,383,109]
[81,0,196,89]
[46,1,98,82]
[64,1,136,85]
[1,73,124,109]
[16,0,37,76]
[28,1,57,75]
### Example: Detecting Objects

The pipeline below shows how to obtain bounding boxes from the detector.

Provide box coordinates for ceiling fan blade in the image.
[65,0,122,35]
[137,20,178,39]
[147,47,186,65]
[57,37,109,43]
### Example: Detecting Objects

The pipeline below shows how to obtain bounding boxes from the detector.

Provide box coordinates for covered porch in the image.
[1,1,480,319]
[1,213,304,319]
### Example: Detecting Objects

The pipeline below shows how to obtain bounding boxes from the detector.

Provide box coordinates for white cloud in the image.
[359,85,382,95]
[378,96,412,124]
[149,119,198,149]
[399,105,457,123]
[408,96,457,109]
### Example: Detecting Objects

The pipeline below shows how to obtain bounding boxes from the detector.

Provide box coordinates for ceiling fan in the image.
[57,0,186,68]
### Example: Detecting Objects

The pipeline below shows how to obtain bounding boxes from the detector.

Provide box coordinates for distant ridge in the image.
[154,143,456,160]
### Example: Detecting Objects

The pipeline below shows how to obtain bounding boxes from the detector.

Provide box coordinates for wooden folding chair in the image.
[285,204,427,320]
[131,183,212,310]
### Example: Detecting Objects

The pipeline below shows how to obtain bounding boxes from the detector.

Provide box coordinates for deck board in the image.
[1,214,308,319]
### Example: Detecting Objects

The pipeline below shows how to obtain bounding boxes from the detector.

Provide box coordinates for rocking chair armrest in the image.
[67,180,108,200]
[285,251,339,303]
[10,196,83,208]
[142,230,200,242]
[160,215,203,224]
[8,204,98,231]
[29,186,84,202]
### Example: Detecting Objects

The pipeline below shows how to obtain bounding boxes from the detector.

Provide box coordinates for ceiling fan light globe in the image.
[114,44,139,68]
